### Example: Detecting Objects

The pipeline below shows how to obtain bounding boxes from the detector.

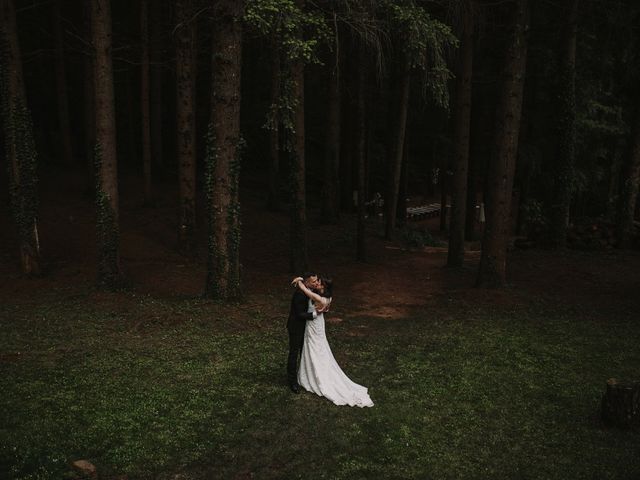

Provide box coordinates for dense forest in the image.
[3,2,640,479]
[2,0,639,297]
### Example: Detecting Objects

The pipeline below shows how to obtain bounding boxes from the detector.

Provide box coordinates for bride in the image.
[291,275,374,408]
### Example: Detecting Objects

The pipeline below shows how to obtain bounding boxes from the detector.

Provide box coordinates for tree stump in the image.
[71,459,97,479]
[601,378,640,429]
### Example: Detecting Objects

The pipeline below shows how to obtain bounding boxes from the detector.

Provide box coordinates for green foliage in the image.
[244,0,330,64]
[578,100,627,138]
[568,1,640,214]
[400,225,442,248]
[246,0,330,173]
[382,0,458,109]
[520,198,547,233]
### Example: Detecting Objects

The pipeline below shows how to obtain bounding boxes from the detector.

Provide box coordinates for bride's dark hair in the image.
[319,276,333,298]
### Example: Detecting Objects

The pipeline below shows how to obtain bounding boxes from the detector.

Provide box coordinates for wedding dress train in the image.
[298,300,374,408]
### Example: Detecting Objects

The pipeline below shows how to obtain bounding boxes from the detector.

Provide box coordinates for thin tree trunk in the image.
[0,0,41,276]
[176,0,197,254]
[150,4,163,173]
[83,0,95,193]
[465,153,478,240]
[606,139,623,221]
[396,135,408,228]
[125,67,137,165]
[356,44,366,261]
[141,0,152,204]
[339,40,354,213]
[289,0,308,273]
[322,18,341,223]
[385,55,410,239]
[440,165,448,232]
[205,0,244,299]
[548,0,579,248]
[516,169,530,235]
[91,0,123,288]
[448,0,474,267]
[477,0,530,288]
[617,101,640,249]
[52,0,73,165]
[267,33,281,211]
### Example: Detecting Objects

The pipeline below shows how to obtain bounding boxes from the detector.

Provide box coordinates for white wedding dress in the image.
[298,299,374,408]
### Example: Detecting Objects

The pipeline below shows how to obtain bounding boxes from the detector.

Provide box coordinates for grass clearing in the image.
[1,289,639,479]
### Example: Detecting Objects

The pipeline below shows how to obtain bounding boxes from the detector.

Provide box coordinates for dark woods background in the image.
[1,0,639,298]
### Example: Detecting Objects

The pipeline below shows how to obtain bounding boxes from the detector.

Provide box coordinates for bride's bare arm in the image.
[295,279,325,305]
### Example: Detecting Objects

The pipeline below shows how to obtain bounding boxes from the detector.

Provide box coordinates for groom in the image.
[287,272,320,393]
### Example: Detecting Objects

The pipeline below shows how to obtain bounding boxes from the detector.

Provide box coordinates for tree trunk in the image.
[385,55,410,239]
[150,4,163,173]
[91,0,123,289]
[52,0,73,165]
[448,0,474,267]
[617,101,640,249]
[396,136,409,228]
[175,0,197,255]
[548,0,579,248]
[125,67,138,166]
[339,40,354,213]
[465,153,478,240]
[0,0,41,276]
[356,44,366,261]
[83,0,95,194]
[322,21,341,224]
[267,33,281,211]
[288,0,308,273]
[440,166,448,232]
[140,0,152,204]
[515,168,531,235]
[477,0,529,288]
[606,139,623,221]
[205,0,244,299]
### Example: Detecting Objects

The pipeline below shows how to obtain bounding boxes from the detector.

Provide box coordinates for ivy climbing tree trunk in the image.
[175,0,197,254]
[548,0,579,248]
[52,0,73,165]
[0,0,41,276]
[140,0,152,204]
[91,0,123,288]
[288,0,309,273]
[321,20,341,224]
[448,0,474,267]
[385,54,410,240]
[617,100,640,249]
[205,0,244,299]
[477,0,530,288]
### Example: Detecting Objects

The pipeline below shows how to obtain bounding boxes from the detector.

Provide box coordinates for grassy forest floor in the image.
[1,169,640,479]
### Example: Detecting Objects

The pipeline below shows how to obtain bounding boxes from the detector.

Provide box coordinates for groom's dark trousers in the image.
[287,288,315,387]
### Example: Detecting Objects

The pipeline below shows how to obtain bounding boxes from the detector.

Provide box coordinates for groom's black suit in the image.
[287,287,316,387]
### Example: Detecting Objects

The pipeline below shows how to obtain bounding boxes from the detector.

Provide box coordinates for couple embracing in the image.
[286,273,374,408]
